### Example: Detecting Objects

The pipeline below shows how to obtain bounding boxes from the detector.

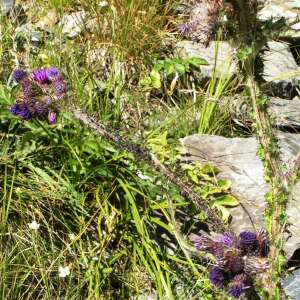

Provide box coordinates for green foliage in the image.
[182,162,238,221]
[140,57,208,90]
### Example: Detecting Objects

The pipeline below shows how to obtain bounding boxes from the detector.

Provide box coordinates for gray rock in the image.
[263,41,300,99]
[60,11,87,38]
[15,23,42,43]
[180,133,300,258]
[0,0,14,15]
[268,97,300,128]
[286,0,300,9]
[175,40,237,79]
[258,4,298,22]
[282,269,300,299]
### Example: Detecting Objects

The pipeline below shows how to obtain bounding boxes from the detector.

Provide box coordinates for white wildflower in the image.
[28,220,40,230]
[59,266,70,278]
[16,187,21,194]
[137,171,151,181]
[99,1,108,7]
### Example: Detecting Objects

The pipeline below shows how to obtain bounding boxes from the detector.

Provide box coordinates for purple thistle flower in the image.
[10,103,31,120]
[48,111,57,124]
[239,231,257,249]
[53,78,67,99]
[219,232,236,247]
[208,266,226,288]
[256,229,269,257]
[32,69,50,84]
[217,248,244,274]
[190,234,224,257]
[178,23,191,35]
[33,101,48,117]
[46,67,60,79]
[13,69,28,82]
[228,274,249,299]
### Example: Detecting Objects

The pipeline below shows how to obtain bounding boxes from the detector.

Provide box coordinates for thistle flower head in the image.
[217,248,244,274]
[256,228,269,257]
[10,103,31,120]
[10,67,67,124]
[32,69,50,84]
[13,69,28,82]
[48,111,57,124]
[209,266,226,288]
[239,231,257,249]
[228,274,249,299]
[46,67,60,79]
[219,232,236,247]
[190,234,223,257]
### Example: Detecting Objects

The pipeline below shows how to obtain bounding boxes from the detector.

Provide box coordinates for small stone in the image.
[60,11,87,38]
[1,0,14,15]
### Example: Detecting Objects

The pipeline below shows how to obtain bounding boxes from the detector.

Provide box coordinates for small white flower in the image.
[92,256,99,261]
[99,1,108,7]
[58,266,70,278]
[28,220,40,230]
[137,171,151,181]
[68,233,76,241]
[16,187,21,194]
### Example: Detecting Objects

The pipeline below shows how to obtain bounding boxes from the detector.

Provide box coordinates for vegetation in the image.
[0,0,299,299]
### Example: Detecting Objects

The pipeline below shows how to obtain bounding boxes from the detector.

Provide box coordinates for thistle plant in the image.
[191,229,269,298]
[10,67,67,124]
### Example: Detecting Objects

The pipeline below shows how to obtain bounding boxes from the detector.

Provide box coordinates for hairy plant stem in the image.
[70,105,227,232]
[246,67,287,298]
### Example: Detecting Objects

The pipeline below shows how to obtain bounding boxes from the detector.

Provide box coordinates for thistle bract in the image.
[191,229,269,298]
[10,67,67,124]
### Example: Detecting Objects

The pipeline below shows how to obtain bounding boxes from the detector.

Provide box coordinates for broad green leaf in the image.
[187,57,209,66]
[150,69,161,89]
[212,195,239,207]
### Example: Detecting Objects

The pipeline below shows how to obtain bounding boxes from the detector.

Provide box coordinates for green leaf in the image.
[150,69,161,89]
[212,195,239,207]
[174,63,186,74]
[187,57,209,67]
[217,179,232,190]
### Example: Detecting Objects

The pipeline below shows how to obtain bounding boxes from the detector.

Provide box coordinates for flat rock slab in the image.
[282,269,300,299]
[263,41,300,99]
[268,97,300,128]
[175,41,237,79]
[180,133,300,258]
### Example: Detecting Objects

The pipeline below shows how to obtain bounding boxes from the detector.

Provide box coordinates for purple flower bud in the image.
[48,111,57,124]
[10,103,31,120]
[33,101,48,117]
[13,69,28,82]
[217,248,244,274]
[32,69,49,84]
[239,231,257,248]
[219,232,236,247]
[256,229,269,257]
[53,78,67,99]
[46,67,60,79]
[190,234,224,257]
[228,274,249,299]
[208,266,226,288]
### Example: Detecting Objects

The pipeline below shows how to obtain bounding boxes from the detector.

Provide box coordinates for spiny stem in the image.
[70,105,227,232]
